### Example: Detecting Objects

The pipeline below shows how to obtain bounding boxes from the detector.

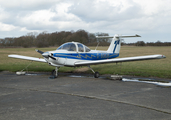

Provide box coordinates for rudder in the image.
[107,35,121,53]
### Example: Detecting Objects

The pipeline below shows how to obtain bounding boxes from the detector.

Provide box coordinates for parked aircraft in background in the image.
[8,34,166,78]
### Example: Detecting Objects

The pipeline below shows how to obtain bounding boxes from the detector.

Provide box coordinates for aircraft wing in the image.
[8,54,46,63]
[74,54,166,66]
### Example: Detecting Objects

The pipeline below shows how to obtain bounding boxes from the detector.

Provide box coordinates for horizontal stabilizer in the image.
[96,34,141,39]
[75,55,166,66]
[115,34,141,38]
[96,36,114,39]
[8,55,46,63]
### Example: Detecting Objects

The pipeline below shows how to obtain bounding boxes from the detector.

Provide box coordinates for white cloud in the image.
[51,3,82,22]
[0,6,10,21]
[20,10,55,27]
[0,22,16,31]
[0,0,171,42]
[133,0,171,16]
[0,0,60,10]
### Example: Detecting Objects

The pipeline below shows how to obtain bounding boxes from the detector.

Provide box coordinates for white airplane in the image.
[8,34,166,78]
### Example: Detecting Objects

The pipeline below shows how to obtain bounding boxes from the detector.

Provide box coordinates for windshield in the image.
[57,43,76,51]
[85,46,91,52]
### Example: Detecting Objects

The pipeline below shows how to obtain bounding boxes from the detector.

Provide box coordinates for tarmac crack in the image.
[30,89,171,115]
[1,86,171,115]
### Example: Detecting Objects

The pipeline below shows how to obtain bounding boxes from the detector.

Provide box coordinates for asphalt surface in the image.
[0,71,171,120]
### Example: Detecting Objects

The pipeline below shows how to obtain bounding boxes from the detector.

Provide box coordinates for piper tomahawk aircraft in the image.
[8,34,166,78]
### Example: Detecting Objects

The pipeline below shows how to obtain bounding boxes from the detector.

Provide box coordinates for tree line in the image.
[0,30,110,48]
[124,41,171,46]
[0,29,170,48]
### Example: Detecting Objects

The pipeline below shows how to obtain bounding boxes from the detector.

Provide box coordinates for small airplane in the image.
[8,34,166,78]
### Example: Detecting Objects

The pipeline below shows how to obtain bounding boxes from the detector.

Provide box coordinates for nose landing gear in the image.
[88,65,100,78]
[51,67,60,78]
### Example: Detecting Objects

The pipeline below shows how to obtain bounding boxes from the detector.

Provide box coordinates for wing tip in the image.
[135,34,141,37]
[162,55,166,58]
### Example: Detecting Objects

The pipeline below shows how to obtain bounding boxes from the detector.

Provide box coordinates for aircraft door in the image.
[77,44,84,59]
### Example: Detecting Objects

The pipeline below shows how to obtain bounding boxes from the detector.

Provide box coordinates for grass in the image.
[0,46,170,78]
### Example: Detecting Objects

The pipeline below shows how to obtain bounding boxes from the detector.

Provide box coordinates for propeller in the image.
[48,54,56,60]
[35,49,56,60]
[35,49,44,54]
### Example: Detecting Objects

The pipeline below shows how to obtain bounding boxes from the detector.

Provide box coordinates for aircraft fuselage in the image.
[45,50,119,67]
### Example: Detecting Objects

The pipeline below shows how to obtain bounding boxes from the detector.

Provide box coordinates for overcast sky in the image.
[0,0,171,43]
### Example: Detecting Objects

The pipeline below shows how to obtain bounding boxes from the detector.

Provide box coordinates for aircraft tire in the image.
[94,72,100,78]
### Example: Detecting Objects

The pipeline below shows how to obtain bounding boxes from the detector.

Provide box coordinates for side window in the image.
[78,44,84,52]
[85,46,91,52]
[68,43,76,51]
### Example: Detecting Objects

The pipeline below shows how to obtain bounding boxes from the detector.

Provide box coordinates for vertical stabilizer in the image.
[107,35,121,53]
[96,34,141,54]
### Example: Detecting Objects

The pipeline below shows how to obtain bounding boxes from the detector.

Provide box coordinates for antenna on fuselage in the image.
[95,42,100,50]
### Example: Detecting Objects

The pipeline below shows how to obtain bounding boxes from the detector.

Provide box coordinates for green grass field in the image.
[0,46,170,78]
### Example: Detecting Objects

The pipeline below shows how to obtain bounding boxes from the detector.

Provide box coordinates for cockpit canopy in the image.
[57,42,91,52]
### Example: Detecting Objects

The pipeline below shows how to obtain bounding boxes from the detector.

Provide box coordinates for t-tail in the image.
[96,34,141,54]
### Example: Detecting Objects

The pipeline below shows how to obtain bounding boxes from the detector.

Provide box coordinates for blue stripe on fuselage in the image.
[53,53,119,60]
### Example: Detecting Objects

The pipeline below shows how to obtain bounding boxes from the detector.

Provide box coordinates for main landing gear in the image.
[88,66,100,78]
[51,67,60,78]
[51,66,99,78]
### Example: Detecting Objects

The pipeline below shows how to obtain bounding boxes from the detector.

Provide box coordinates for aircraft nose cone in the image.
[42,52,49,58]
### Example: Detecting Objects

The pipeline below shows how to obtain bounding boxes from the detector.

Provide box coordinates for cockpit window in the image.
[57,43,76,51]
[78,44,84,52]
[85,46,91,52]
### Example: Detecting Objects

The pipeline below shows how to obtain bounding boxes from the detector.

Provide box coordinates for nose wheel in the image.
[88,66,100,78]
